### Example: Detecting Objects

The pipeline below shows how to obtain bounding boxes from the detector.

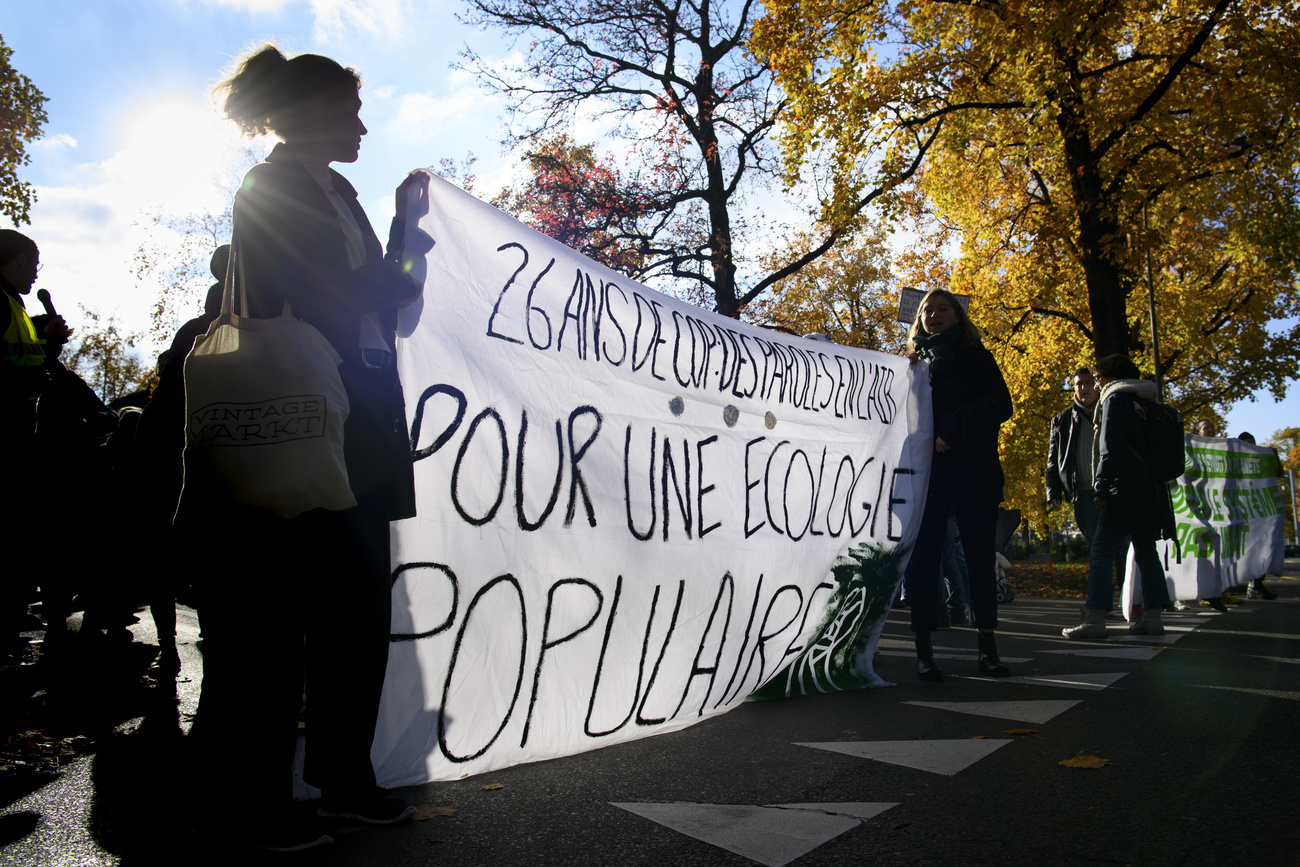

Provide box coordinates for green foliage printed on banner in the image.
[752,541,906,699]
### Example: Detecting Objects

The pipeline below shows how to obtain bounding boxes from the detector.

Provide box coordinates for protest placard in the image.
[373,177,933,786]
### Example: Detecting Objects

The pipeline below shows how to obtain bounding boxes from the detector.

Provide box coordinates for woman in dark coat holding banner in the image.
[189,45,432,851]
[904,290,1013,680]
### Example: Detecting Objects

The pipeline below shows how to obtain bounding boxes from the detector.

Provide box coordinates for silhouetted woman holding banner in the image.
[188,45,431,851]
[904,290,1013,680]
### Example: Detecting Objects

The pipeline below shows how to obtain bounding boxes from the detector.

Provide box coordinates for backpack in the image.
[1130,398,1187,482]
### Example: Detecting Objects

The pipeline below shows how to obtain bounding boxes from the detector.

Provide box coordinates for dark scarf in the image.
[913,325,963,374]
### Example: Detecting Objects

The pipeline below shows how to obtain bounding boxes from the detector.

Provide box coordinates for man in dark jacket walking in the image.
[1063,355,1175,639]
[1046,368,1101,544]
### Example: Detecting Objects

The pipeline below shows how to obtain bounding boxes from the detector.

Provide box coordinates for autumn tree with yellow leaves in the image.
[63,307,156,404]
[1269,428,1300,474]
[754,0,1300,528]
[747,224,906,351]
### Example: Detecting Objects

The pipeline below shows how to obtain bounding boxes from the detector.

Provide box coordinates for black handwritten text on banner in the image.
[373,176,934,787]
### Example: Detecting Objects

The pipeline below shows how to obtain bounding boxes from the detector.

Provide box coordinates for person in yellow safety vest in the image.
[1,229,71,652]
[2,277,44,375]
[1,230,71,440]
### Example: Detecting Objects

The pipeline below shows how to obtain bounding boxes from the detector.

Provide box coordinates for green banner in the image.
[1139,436,1287,603]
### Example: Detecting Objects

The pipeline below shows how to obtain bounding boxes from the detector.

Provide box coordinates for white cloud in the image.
[445,67,481,90]
[469,160,516,200]
[201,0,410,43]
[387,89,490,141]
[205,0,294,10]
[311,0,411,43]
[34,133,78,150]
[27,184,171,347]
[569,97,625,145]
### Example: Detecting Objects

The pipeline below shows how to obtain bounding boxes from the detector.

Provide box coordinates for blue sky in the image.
[4,0,515,333]
[2,0,1296,441]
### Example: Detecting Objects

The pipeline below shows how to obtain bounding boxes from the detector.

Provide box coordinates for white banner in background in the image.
[1125,435,1285,611]
[372,176,933,787]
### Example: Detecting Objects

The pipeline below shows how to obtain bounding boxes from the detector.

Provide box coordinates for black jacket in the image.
[1045,400,1092,503]
[229,144,432,519]
[929,342,1014,502]
[1093,379,1176,541]
[133,297,222,529]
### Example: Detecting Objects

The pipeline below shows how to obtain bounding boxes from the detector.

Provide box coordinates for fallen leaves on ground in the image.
[1005,562,1089,598]
[1005,729,1038,735]
[0,731,92,776]
[415,804,457,820]
[482,783,504,790]
[1059,754,1111,769]
[970,735,986,739]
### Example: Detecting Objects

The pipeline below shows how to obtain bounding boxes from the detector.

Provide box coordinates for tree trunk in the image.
[1079,211,1130,360]
[695,45,740,320]
[1056,65,1130,360]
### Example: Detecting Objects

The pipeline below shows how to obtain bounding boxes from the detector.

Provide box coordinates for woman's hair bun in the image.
[218,45,360,138]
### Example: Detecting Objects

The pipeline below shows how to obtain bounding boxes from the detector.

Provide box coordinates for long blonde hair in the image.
[906,289,983,353]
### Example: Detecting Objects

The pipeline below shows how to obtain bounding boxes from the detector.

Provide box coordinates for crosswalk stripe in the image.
[947,672,1128,690]
[876,649,1032,663]
[904,699,1081,723]
[796,739,1011,775]
[1039,647,1162,660]
[610,801,877,867]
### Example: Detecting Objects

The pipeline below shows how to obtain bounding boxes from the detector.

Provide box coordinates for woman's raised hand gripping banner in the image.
[373,175,934,786]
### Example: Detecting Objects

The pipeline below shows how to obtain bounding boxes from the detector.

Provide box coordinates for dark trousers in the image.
[905,464,1000,633]
[192,494,392,813]
[1074,490,1128,595]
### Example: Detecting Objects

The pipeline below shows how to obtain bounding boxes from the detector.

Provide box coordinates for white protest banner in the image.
[373,176,933,787]
[1123,435,1284,612]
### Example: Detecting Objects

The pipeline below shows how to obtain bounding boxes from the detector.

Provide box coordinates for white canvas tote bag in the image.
[182,242,356,518]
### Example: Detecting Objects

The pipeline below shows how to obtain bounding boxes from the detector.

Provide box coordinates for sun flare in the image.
[112,94,259,214]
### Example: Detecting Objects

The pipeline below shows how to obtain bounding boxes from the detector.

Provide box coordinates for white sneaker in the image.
[1128,608,1165,635]
[1063,608,1109,640]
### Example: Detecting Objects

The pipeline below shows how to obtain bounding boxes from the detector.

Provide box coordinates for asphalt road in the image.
[3,570,1298,867]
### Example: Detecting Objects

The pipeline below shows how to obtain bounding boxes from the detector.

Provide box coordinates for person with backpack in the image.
[1063,354,1178,639]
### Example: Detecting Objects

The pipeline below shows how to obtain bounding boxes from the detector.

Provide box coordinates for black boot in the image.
[977,632,1010,677]
[915,631,942,681]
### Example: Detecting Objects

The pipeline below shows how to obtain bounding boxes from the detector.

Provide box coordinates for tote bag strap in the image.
[223,231,294,320]
[219,233,238,319]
